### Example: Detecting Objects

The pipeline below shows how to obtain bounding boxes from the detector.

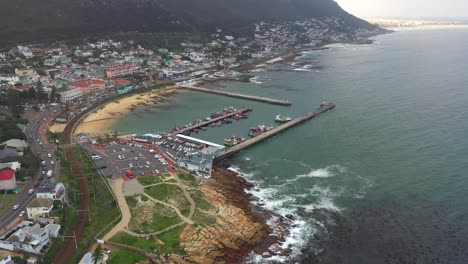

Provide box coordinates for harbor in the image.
[170,107,252,135]
[217,101,336,160]
[179,84,292,106]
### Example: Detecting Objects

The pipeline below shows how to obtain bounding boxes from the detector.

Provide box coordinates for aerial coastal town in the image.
[0,18,381,263]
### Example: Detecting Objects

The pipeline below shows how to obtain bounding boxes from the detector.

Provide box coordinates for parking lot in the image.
[86,142,170,179]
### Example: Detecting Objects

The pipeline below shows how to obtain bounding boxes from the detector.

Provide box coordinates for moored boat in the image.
[275,114,292,123]
[224,135,246,147]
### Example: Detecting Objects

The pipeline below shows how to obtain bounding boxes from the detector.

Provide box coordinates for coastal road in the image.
[0,110,61,230]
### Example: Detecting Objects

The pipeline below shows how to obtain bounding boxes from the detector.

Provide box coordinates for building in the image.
[26,198,54,219]
[70,79,105,94]
[36,182,66,203]
[1,139,28,151]
[0,169,16,190]
[0,221,60,254]
[17,46,33,58]
[59,88,82,102]
[15,68,36,78]
[106,64,139,78]
[175,135,225,178]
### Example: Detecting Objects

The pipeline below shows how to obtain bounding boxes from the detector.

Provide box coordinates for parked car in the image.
[28,189,35,195]
[19,211,26,217]
[47,153,52,158]
[102,248,111,254]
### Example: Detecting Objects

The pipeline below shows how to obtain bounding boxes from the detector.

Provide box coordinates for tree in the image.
[7,89,23,118]
[28,87,37,100]
[112,130,118,141]
[93,244,103,264]
[49,86,59,103]
[104,133,111,142]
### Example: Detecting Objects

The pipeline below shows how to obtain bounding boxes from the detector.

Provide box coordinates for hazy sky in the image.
[336,0,468,19]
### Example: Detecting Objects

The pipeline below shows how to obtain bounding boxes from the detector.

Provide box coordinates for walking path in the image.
[103,179,131,240]
[142,193,194,225]
[172,173,196,219]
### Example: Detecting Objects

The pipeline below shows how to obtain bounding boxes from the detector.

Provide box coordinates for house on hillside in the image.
[0,221,60,254]
[36,181,66,203]
[1,139,28,151]
[0,169,16,190]
[26,198,54,219]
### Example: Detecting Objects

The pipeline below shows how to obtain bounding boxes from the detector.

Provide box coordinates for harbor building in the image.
[175,135,225,178]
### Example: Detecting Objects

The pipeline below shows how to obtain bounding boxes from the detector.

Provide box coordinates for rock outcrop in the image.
[180,167,275,264]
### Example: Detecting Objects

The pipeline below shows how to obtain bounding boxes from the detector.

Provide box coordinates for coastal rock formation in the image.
[180,167,273,264]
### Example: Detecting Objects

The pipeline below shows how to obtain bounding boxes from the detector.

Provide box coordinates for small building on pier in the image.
[175,135,225,178]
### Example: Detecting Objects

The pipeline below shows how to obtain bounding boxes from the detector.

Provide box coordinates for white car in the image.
[102,248,111,254]
[19,211,26,217]
[118,155,122,160]
[47,153,52,158]
[28,189,35,195]
[12,204,19,210]
[50,160,55,165]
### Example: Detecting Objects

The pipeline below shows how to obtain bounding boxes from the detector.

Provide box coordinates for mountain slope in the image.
[0,0,377,46]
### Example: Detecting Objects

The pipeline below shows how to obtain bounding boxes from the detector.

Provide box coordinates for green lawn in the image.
[110,232,156,252]
[0,194,18,216]
[157,225,186,255]
[127,196,181,233]
[178,174,198,187]
[107,249,146,264]
[137,176,162,186]
[110,225,186,256]
[145,184,190,213]
[41,147,120,263]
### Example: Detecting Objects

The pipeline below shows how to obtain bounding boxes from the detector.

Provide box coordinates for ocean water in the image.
[112,27,468,263]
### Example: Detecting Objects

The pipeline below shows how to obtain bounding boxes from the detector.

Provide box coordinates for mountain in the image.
[0,0,377,46]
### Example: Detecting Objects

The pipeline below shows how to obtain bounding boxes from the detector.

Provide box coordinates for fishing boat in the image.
[223,136,246,147]
[200,126,207,131]
[275,115,292,123]
[193,128,200,134]
[248,128,262,137]
[223,118,233,124]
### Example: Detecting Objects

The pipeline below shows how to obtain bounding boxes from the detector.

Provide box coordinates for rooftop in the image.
[28,198,53,208]
[0,169,15,181]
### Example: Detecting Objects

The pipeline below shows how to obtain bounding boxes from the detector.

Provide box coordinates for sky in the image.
[335,0,468,19]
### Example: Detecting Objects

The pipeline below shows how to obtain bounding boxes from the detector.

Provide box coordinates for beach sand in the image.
[74,88,177,135]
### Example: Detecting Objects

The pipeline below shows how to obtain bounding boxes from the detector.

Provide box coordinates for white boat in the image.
[274,115,292,123]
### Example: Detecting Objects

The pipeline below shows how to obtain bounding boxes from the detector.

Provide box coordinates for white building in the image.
[175,135,225,178]
[1,139,28,151]
[26,198,54,219]
[59,88,83,102]
[36,182,66,203]
[17,46,33,58]
[0,221,60,254]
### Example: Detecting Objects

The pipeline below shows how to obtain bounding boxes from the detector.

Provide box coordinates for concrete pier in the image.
[173,107,252,135]
[217,102,336,160]
[179,84,292,106]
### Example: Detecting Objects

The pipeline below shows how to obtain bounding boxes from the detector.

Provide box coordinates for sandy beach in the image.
[74,87,177,135]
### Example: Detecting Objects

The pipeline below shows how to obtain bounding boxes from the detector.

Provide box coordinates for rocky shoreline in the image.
[178,166,291,264]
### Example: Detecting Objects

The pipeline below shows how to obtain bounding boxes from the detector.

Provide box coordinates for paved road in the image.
[0,110,61,229]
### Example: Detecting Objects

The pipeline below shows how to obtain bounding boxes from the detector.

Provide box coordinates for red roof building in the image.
[70,79,106,94]
[106,64,139,78]
[0,169,17,190]
[113,78,130,86]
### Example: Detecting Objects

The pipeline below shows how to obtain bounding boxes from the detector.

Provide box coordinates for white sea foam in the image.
[229,163,353,263]
[250,76,263,84]
[291,165,346,182]
[293,67,311,72]
[302,197,341,212]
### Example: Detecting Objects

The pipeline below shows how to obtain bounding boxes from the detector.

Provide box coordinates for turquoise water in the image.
[112,27,468,263]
